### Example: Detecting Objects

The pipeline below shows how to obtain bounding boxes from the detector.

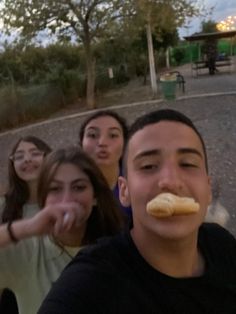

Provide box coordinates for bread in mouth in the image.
[146,193,200,218]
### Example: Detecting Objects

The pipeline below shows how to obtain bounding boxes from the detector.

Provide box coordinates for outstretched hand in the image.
[29,202,85,237]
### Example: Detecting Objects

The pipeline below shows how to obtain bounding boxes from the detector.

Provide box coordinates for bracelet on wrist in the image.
[7,221,18,243]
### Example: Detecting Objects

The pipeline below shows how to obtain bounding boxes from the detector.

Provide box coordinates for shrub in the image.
[0,85,23,129]
[172,48,185,66]
[0,83,65,132]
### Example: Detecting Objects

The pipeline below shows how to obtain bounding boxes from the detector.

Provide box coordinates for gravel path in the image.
[0,61,235,235]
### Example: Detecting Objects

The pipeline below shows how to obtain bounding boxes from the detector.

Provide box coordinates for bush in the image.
[21,84,65,120]
[45,65,86,101]
[172,48,185,66]
[0,85,23,129]
[0,83,65,132]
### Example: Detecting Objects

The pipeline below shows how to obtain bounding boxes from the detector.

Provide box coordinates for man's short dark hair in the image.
[123,109,208,174]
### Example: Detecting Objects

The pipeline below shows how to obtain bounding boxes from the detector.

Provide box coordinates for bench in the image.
[169,71,185,93]
[192,58,232,76]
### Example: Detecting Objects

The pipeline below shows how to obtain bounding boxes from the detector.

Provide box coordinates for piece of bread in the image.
[146,193,199,218]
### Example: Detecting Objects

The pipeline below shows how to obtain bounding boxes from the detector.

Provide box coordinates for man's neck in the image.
[131,228,205,278]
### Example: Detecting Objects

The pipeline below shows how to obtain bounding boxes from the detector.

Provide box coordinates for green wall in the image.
[171,39,236,65]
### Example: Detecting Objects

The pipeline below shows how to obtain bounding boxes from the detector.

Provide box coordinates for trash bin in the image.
[160,73,177,100]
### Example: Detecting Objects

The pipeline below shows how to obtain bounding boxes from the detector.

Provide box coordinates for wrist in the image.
[7,218,34,243]
[7,221,18,243]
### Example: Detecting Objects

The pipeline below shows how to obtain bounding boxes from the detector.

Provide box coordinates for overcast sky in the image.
[179,0,236,38]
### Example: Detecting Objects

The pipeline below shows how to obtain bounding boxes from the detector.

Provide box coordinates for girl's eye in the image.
[48,186,61,192]
[87,133,97,139]
[109,133,119,139]
[73,185,86,191]
[85,130,99,139]
[31,151,44,157]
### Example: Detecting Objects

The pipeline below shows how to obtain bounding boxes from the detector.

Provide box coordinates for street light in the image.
[217,15,236,31]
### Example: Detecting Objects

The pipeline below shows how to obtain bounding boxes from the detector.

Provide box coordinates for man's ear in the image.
[118,176,131,207]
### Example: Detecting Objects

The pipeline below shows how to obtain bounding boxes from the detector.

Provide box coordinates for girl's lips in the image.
[96,151,109,159]
[21,165,39,172]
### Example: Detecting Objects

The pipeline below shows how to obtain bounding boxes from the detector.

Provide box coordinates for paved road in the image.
[0,62,235,235]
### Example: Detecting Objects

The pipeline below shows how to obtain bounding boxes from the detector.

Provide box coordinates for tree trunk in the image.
[146,21,158,97]
[84,40,96,109]
[166,47,170,69]
[86,56,96,109]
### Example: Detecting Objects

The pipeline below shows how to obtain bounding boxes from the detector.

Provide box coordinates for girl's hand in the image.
[29,202,84,236]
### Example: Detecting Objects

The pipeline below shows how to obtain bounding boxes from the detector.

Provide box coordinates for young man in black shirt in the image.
[38,109,236,314]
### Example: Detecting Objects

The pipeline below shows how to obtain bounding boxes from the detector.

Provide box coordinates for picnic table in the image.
[192,57,232,76]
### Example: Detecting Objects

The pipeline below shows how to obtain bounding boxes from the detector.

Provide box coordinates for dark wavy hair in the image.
[2,136,51,223]
[37,147,124,245]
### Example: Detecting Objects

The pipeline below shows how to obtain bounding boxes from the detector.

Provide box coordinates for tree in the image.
[120,0,204,96]
[0,0,125,109]
[201,20,218,33]
[0,0,204,105]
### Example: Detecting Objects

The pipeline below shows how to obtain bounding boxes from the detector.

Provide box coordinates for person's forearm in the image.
[0,219,33,247]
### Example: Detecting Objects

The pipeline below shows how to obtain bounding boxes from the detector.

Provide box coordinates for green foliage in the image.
[0,85,22,128]
[172,47,185,65]
[0,0,130,108]
[201,20,218,33]
[0,43,82,85]
[0,0,207,126]
[45,66,86,102]
[0,0,204,108]
[200,20,219,59]
[121,0,202,36]
[0,84,65,132]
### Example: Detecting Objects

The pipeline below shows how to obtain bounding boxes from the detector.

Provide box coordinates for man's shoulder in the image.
[60,232,134,292]
[200,223,235,240]
[199,223,236,258]
[74,232,131,269]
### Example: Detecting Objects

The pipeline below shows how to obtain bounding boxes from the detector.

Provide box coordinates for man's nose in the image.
[157,163,183,192]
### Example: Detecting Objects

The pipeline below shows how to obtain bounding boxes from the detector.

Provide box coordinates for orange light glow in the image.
[217,15,236,31]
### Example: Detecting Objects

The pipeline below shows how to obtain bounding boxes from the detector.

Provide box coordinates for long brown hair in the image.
[2,136,51,223]
[37,146,124,245]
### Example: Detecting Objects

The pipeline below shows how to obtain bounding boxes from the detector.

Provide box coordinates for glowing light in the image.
[217,15,236,31]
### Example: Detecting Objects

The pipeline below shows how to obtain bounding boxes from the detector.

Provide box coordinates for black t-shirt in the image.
[38,223,236,314]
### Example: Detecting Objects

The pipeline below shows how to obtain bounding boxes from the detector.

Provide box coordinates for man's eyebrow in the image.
[178,148,203,159]
[133,149,161,162]
[132,148,204,162]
